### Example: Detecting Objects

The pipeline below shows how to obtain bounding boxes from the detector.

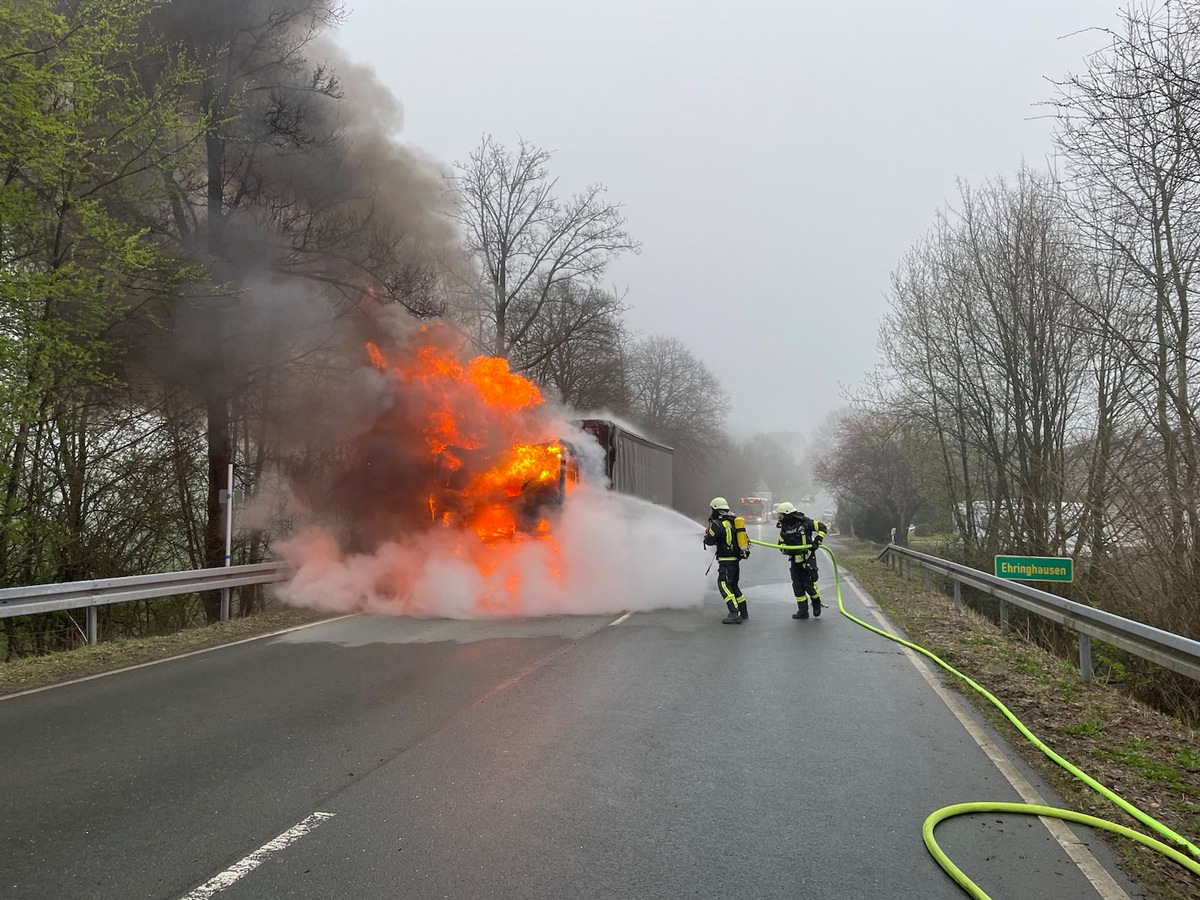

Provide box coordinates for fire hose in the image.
[740,536,1200,898]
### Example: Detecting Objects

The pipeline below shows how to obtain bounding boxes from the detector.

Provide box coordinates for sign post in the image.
[220,463,234,621]
[994,555,1074,583]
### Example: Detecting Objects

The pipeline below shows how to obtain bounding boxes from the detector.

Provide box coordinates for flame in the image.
[361,333,577,611]
[366,339,546,462]
[471,443,564,499]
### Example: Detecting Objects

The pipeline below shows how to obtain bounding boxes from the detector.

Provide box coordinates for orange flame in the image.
[363,336,575,572]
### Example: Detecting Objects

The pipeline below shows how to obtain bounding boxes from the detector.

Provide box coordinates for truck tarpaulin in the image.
[577,419,673,506]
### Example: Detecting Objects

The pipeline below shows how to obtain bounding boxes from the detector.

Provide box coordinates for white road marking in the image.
[180,811,336,900]
[842,575,1131,900]
[0,615,358,702]
[609,612,632,626]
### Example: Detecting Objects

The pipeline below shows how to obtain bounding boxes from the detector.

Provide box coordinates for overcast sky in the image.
[334,0,1117,438]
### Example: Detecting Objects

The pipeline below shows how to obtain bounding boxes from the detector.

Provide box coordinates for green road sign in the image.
[994,555,1074,583]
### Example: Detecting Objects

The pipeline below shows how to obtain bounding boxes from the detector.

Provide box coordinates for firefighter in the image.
[776,502,828,619]
[703,497,749,623]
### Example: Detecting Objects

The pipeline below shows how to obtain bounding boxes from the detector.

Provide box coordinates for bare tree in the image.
[623,334,730,514]
[813,410,938,546]
[738,434,804,502]
[876,170,1094,557]
[510,280,630,412]
[450,135,639,361]
[1052,1,1200,612]
[625,335,729,455]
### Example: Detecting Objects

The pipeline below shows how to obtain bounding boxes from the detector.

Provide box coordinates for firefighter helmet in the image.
[710,497,731,511]
[776,501,797,516]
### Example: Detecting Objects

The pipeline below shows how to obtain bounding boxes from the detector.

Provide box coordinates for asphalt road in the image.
[1,530,1145,899]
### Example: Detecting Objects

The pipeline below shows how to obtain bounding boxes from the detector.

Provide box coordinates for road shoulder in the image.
[0,607,337,698]
[839,545,1199,900]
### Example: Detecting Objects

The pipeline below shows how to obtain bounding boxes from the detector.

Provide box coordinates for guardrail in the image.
[0,562,290,645]
[878,543,1200,684]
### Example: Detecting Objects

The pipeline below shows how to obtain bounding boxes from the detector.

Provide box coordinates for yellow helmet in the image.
[776,501,797,516]
[710,497,731,511]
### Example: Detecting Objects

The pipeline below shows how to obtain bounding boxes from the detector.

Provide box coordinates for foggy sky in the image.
[332,0,1116,438]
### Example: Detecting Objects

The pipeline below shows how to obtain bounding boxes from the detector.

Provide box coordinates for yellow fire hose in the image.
[746,537,1200,898]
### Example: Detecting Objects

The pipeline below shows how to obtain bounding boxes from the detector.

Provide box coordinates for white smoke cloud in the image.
[275,484,709,618]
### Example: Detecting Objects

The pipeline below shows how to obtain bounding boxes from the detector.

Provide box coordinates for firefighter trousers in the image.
[790,558,821,602]
[717,560,744,606]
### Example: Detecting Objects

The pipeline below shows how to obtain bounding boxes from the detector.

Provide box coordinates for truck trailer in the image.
[576,419,673,506]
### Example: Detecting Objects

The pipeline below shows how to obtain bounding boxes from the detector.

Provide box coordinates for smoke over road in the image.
[271,316,708,618]
[277,485,708,618]
[147,1,708,617]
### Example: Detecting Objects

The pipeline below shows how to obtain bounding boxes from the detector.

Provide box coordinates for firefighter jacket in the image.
[778,514,827,564]
[704,513,744,562]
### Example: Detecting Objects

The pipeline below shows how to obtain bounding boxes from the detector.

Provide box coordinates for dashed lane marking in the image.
[180,811,336,900]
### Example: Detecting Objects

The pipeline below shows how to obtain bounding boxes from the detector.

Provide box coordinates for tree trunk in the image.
[200,76,231,623]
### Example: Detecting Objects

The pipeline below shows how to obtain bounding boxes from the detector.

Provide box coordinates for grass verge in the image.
[836,540,1200,900]
[0,606,336,697]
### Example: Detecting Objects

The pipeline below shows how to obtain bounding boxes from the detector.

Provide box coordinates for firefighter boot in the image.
[722,599,743,624]
[811,595,823,617]
[792,599,810,620]
[738,597,749,620]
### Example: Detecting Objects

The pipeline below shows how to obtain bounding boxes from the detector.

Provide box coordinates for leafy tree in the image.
[0,0,200,588]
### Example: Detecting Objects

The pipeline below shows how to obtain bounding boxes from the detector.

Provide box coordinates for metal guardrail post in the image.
[999,598,1009,634]
[1079,633,1093,683]
[924,567,931,591]
[220,588,230,622]
[87,607,97,645]
[953,579,962,609]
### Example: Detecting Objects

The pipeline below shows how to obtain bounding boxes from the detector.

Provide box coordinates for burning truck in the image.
[340,331,675,558]
[278,325,694,618]
[430,439,579,541]
[361,337,580,546]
